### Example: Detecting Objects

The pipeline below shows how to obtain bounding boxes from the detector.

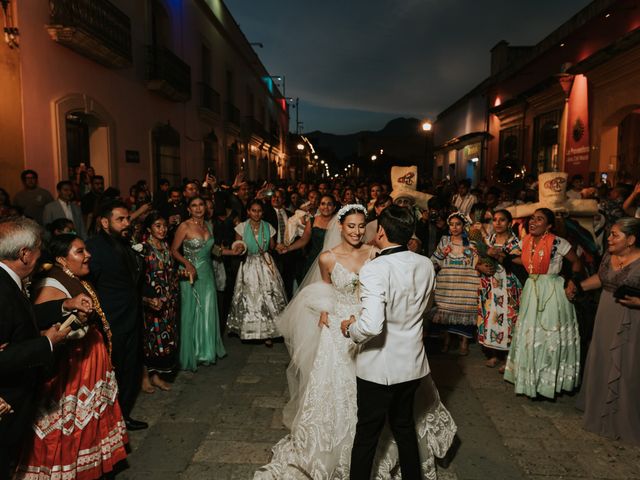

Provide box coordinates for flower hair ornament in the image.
[337,203,367,222]
[447,211,472,226]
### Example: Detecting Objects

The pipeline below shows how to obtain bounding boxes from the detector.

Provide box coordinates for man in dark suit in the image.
[0,217,92,480]
[86,200,147,431]
[263,188,295,298]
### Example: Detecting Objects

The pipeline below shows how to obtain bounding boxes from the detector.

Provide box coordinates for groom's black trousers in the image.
[350,377,421,480]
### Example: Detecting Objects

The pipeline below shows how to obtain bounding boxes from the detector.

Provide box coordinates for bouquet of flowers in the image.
[468,228,498,270]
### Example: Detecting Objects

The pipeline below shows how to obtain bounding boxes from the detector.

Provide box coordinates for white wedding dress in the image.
[254,258,457,479]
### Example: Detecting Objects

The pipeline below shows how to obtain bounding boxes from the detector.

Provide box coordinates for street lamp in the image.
[268,75,285,97]
[422,120,434,178]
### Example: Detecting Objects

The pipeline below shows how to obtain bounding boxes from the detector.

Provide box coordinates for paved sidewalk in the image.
[117,338,640,479]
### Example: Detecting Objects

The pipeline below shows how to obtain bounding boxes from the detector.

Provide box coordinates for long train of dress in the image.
[255,262,457,479]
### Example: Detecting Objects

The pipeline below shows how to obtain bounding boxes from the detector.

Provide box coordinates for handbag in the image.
[613,284,640,299]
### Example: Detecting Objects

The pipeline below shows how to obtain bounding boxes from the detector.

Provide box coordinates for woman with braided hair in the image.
[16,234,127,480]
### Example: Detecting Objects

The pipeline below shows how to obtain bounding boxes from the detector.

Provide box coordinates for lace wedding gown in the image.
[255,261,457,479]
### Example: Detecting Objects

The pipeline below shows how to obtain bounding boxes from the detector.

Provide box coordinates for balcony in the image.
[199,82,220,114]
[197,82,220,124]
[271,130,280,147]
[245,116,269,139]
[47,0,132,68]
[146,45,191,102]
[225,102,241,126]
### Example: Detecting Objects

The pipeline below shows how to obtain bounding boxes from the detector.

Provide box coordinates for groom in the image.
[341,205,436,480]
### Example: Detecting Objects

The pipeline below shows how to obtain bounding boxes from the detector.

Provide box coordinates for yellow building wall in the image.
[0,42,24,197]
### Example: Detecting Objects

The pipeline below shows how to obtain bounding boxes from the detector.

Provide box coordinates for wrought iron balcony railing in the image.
[225,102,241,126]
[47,0,132,68]
[146,45,191,102]
[198,82,220,114]
[245,116,268,139]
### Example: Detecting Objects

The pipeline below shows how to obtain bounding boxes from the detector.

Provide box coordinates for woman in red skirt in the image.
[16,234,127,479]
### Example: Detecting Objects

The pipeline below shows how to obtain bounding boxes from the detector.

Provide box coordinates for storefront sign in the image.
[125,150,140,163]
[564,74,590,177]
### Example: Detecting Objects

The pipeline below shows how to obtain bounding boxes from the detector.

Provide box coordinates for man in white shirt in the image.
[42,181,85,238]
[341,206,439,480]
[451,179,477,216]
[567,174,584,200]
[264,189,295,297]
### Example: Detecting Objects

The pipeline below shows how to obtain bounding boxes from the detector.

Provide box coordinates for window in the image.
[152,124,180,188]
[532,111,560,174]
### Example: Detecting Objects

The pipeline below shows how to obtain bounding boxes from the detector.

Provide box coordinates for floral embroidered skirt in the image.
[477,266,522,351]
[504,274,581,399]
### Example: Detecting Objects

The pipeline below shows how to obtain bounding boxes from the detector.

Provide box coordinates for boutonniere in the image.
[131,243,144,255]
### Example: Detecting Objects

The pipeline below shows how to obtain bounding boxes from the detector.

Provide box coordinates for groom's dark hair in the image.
[378,205,415,245]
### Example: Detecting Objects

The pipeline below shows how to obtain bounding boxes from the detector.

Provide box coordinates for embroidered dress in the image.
[477,234,522,350]
[504,235,581,398]
[227,221,287,340]
[179,230,226,371]
[142,241,179,374]
[576,254,640,444]
[255,261,457,479]
[430,236,480,338]
[17,272,127,480]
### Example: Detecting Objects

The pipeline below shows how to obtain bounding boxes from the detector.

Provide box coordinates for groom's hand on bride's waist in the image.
[341,316,356,337]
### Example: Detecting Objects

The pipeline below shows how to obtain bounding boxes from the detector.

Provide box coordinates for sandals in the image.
[485,357,499,368]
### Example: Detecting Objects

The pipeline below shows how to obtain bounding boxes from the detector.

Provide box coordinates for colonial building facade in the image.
[0,0,289,196]
[434,0,640,186]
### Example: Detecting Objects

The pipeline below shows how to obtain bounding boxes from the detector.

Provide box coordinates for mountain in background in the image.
[305,117,421,160]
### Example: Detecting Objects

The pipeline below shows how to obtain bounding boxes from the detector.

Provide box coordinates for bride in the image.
[255,204,456,479]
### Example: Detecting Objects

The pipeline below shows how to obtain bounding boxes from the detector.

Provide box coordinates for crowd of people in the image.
[1,164,640,479]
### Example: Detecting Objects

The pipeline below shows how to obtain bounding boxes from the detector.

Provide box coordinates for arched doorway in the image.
[152,124,180,188]
[599,105,640,181]
[618,110,640,179]
[53,94,116,187]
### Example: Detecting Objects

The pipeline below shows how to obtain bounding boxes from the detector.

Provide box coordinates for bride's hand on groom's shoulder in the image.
[318,311,329,328]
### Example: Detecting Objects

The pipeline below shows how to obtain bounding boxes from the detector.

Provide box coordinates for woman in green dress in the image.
[504,208,583,398]
[171,196,241,371]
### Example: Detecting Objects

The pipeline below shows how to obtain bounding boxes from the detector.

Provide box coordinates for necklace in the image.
[148,238,170,266]
[249,221,273,268]
[60,265,113,357]
[528,233,548,274]
[613,250,640,270]
[191,218,205,228]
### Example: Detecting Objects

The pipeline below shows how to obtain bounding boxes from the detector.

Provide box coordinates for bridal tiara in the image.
[337,203,367,222]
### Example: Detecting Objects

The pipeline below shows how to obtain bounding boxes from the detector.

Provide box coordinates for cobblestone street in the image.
[118,338,640,480]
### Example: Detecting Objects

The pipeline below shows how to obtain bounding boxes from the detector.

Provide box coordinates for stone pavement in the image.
[117,338,640,479]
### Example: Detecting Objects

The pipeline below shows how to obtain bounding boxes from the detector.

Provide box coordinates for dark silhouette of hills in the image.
[306,117,421,160]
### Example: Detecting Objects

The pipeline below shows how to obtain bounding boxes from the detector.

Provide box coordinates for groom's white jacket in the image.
[349,249,435,385]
